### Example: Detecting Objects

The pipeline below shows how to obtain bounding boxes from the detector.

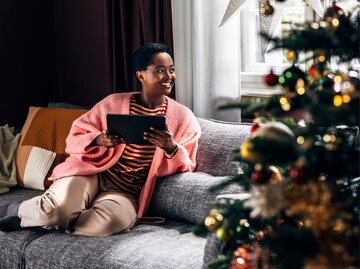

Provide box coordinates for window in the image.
[239,1,309,97]
[171,0,358,120]
[238,0,359,97]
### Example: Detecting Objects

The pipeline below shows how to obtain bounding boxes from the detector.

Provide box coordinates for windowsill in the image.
[241,87,281,97]
[240,72,282,97]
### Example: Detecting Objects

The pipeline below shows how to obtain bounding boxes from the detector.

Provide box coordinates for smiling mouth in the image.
[160,82,173,88]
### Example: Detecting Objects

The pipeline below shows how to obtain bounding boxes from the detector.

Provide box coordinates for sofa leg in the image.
[0,201,22,232]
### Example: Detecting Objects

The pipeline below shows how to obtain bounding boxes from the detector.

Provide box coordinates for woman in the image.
[0,43,201,236]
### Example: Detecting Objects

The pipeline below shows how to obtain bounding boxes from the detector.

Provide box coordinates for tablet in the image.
[106,114,166,145]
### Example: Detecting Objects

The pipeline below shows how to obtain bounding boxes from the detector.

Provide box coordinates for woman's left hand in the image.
[144,124,177,155]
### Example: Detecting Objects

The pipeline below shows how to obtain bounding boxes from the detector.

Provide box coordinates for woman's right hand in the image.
[94,130,125,148]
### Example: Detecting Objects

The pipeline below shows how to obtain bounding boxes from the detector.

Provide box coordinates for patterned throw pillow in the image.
[15,107,87,190]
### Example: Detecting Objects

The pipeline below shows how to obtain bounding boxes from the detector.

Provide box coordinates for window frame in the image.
[239,2,314,97]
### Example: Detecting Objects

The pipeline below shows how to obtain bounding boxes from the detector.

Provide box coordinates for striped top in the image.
[99,95,167,196]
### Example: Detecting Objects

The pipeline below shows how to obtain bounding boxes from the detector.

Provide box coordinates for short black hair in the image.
[131,43,173,74]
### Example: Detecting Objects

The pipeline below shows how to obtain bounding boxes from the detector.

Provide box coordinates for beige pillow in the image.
[15,107,87,190]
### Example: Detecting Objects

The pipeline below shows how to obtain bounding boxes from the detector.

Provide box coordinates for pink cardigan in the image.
[49,92,201,219]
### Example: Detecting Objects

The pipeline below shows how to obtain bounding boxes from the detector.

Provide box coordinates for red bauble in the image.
[264,70,278,86]
[250,123,260,134]
[251,168,272,184]
[324,2,345,18]
[308,66,317,76]
[290,167,310,183]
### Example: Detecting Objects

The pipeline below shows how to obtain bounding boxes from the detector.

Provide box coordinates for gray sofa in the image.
[0,116,251,269]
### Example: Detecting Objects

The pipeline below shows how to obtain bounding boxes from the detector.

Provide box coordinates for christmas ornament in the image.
[240,140,260,163]
[289,167,311,183]
[308,64,322,81]
[260,0,274,16]
[216,226,232,241]
[264,69,279,86]
[278,65,306,92]
[244,181,286,218]
[241,122,297,164]
[253,121,295,141]
[251,166,273,184]
[324,2,345,20]
[204,208,224,232]
[248,122,298,164]
[250,122,261,134]
[286,50,297,62]
[251,164,282,184]
[219,0,248,27]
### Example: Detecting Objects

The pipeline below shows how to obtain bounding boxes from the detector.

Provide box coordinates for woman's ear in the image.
[136,71,144,82]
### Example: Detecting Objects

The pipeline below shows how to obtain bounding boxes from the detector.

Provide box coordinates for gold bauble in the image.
[204,208,224,232]
[240,140,260,162]
[286,50,297,61]
[216,226,231,241]
[260,1,274,16]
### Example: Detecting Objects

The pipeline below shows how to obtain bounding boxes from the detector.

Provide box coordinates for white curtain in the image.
[171,0,241,121]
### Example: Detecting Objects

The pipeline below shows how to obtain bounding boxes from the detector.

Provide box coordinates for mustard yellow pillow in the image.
[15,107,87,190]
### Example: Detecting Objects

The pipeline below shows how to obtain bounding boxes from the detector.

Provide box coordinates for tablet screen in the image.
[106,114,166,145]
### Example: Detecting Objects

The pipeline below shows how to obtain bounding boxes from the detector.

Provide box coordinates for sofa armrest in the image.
[202,233,224,269]
[148,172,246,224]
[202,193,251,268]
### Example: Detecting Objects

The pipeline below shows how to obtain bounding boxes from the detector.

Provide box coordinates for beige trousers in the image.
[18,175,138,236]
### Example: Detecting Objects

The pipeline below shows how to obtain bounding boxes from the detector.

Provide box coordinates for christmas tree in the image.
[196,2,359,269]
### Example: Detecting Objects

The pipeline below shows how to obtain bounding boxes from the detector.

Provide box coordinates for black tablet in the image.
[106,114,166,145]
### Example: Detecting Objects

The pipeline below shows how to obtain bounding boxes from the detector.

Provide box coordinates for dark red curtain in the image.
[105,0,174,98]
[0,0,57,128]
[0,0,174,128]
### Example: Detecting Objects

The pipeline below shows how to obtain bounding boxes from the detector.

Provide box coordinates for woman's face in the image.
[139,52,176,97]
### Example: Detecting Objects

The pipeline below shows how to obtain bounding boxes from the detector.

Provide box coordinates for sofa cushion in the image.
[0,188,46,268]
[24,221,205,269]
[148,172,245,224]
[15,107,87,190]
[196,118,251,176]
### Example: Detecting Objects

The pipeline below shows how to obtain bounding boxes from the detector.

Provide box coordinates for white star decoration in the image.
[220,0,325,54]
[219,0,249,27]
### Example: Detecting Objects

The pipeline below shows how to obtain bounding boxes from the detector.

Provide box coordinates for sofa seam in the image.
[19,231,48,269]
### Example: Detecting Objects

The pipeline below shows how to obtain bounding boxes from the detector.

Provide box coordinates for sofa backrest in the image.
[195,118,251,176]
